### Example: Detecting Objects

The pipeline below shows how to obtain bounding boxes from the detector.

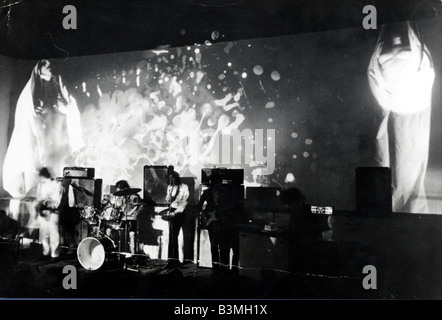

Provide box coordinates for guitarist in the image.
[164,171,189,268]
[197,172,225,275]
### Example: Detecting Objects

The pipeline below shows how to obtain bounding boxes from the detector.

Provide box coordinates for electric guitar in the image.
[201,211,218,228]
[159,206,177,221]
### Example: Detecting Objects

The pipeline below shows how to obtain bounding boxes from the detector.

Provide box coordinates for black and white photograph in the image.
[0,0,442,307]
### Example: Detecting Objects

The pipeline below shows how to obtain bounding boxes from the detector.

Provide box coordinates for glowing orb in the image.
[265,101,275,109]
[285,173,295,183]
[271,71,281,81]
[253,65,264,76]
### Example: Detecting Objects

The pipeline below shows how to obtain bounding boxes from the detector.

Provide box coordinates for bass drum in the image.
[77,236,116,271]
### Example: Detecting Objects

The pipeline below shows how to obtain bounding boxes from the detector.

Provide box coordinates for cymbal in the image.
[112,188,141,197]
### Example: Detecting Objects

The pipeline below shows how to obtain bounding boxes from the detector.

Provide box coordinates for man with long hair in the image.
[163,171,189,268]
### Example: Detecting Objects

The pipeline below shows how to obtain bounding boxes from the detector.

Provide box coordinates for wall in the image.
[1,18,442,214]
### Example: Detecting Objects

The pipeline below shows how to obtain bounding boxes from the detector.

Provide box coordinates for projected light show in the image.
[2,18,442,214]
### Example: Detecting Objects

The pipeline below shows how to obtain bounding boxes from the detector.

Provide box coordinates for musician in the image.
[34,167,68,259]
[164,171,189,268]
[198,173,244,276]
[108,180,139,253]
[197,173,223,274]
[107,179,157,255]
[114,180,131,212]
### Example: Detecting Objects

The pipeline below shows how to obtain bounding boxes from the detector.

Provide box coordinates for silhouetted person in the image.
[198,173,244,276]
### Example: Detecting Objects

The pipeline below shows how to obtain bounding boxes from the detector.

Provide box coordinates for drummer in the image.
[108,180,156,254]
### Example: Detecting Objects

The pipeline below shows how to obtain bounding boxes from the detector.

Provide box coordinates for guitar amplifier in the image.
[63,167,95,178]
[57,177,102,209]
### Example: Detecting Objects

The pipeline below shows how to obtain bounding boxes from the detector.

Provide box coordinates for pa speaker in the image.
[355,167,392,216]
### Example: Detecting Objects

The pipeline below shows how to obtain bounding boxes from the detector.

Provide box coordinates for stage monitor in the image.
[143,165,174,207]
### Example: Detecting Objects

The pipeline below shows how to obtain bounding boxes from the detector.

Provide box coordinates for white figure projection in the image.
[3,59,84,197]
[368,22,435,213]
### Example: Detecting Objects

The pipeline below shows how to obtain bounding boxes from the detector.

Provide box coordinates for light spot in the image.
[303,152,310,158]
[211,31,219,41]
[271,71,281,81]
[253,65,263,76]
[241,72,247,79]
[268,118,273,123]
[285,173,295,183]
[305,138,313,145]
[265,101,275,109]
[291,132,298,138]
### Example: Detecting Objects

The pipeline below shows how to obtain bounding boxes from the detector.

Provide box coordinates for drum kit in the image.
[76,187,146,271]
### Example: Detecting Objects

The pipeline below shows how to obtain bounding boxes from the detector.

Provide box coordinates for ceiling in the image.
[0,0,440,59]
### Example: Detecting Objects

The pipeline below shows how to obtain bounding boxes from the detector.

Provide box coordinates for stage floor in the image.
[0,238,391,300]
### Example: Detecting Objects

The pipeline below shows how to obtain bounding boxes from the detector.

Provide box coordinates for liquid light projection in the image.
[72,44,250,190]
[368,22,435,213]
[2,60,84,198]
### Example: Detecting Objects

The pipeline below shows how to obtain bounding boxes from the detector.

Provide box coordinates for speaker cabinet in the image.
[63,167,95,178]
[57,177,103,209]
[355,167,392,216]
[143,165,174,206]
